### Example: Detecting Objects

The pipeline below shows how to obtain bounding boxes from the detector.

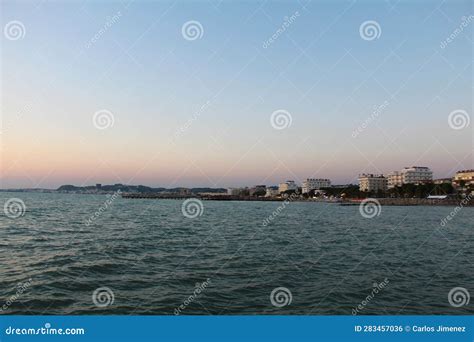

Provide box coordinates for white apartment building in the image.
[278,180,298,193]
[358,174,388,192]
[302,178,331,193]
[387,166,433,188]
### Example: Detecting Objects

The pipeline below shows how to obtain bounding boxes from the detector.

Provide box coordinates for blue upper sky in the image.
[2,0,473,188]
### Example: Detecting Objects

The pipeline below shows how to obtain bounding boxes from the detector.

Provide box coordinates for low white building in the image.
[265,187,279,197]
[227,188,241,196]
[302,178,331,193]
[358,174,388,192]
[278,180,297,193]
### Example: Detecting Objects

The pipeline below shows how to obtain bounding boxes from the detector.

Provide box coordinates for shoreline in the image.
[120,193,473,207]
[1,190,471,207]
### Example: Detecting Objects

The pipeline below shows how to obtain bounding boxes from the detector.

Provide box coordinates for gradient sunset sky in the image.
[1,0,472,189]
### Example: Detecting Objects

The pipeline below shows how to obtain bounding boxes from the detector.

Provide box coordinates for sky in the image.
[1,0,473,189]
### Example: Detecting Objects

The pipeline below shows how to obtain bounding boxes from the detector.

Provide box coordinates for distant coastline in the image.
[2,185,472,207]
[0,184,227,195]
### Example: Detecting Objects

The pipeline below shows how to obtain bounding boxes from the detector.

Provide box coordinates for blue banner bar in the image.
[0,316,472,341]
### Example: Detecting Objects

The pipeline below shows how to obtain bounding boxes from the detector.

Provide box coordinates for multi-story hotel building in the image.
[278,180,298,193]
[358,174,388,192]
[387,171,403,189]
[302,178,331,193]
[387,166,433,188]
[453,170,474,188]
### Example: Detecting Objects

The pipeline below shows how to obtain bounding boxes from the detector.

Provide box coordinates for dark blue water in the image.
[0,192,472,315]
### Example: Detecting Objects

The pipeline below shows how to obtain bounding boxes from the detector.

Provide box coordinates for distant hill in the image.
[56,184,226,194]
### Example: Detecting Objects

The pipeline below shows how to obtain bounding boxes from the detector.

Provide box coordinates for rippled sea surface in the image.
[0,192,473,315]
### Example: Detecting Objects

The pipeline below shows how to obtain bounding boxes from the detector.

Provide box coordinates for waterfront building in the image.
[387,166,433,188]
[453,170,474,188]
[227,188,241,196]
[265,187,279,197]
[278,180,297,193]
[400,166,433,184]
[387,171,403,189]
[358,174,388,192]
[301,178,331,193]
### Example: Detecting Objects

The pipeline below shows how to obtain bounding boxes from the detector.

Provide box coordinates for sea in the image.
[0,192,472,315]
